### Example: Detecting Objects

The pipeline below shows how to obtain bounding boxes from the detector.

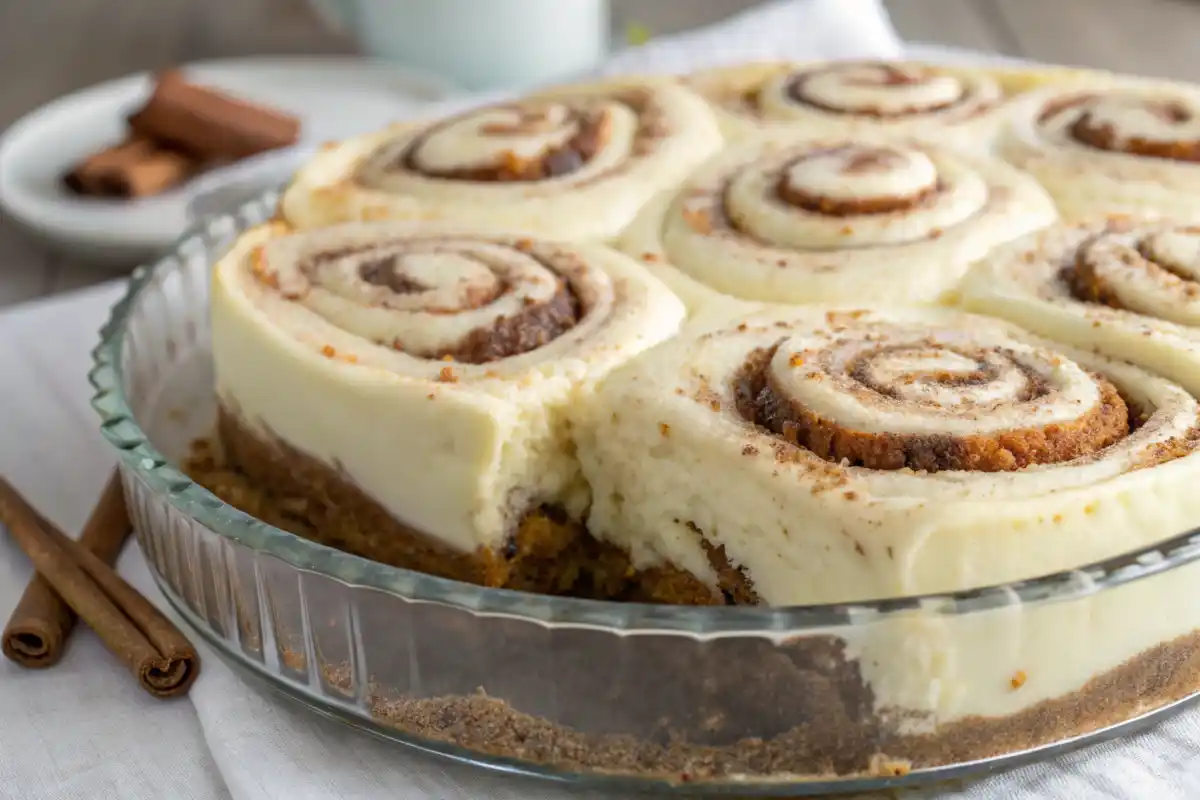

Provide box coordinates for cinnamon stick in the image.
[128,69,300,161]
[2,471,131,669]
[0,477,200,698]
[63,137,198,199]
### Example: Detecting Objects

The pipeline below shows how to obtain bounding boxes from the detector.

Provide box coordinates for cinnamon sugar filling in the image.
[1041,93,1200,162]
[1065,234,1200,313]
[1070,107,1200,162]
[437,281,579,364]
[1067,246,1128,310]
[783,65,965,118]
[404,109,612,182]
[776,177,937,217]
[381,91,666,184]
[735,346,1131,472]
[774,146,940,215]
[286,241,584,364]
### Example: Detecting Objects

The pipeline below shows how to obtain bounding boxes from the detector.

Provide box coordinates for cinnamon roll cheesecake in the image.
[688,60,1032,148]
[999,76,1200,221]
[279,76,723,241]
[961,218,1200,394]
[619,134,1056,311]
[191,220,687,593]
[164,58,1200,784]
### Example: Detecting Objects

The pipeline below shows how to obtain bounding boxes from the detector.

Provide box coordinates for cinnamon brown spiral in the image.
[689,60,1007,146]
[962,218,1200,396]
[253,229,586,364]
[1000,79,1200,221]
[736,335,1128,473]
[1066,226,1200,325]
[577,306,1200,606]
[279,78,724,240]
[222,222,685,379]
[731,315,1141,478]
[619,135,1056,310]
[374,103,622,184]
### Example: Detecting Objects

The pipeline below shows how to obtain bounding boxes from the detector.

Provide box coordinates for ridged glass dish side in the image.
[89,195,1200,795]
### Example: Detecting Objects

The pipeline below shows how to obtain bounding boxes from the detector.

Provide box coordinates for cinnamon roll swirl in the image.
[619,135,1056,312]
[209,220,685,574]
[1000,78,1200,220]
[576,306,1200,607]
[279,77,723,240]
[961,218,1200,394]
[688,60,1010,147]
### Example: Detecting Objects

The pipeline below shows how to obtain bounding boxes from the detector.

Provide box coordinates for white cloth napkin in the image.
[4,3,1197,799]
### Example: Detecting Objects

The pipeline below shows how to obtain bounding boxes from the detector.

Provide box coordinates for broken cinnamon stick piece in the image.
[2,470,131,669]
[64,138,152,194]
[0,476,200,698]
[128,69,300,161]
[63,137,198,199]
[97,149,196,198]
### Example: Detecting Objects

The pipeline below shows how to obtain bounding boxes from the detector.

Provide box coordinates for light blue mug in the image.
[308,0,611,91]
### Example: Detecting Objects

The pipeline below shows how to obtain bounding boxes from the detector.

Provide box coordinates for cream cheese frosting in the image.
[575,304,1200,607]
[618,134,1057,313]
[279,76,724,241]
[210,220,685,554]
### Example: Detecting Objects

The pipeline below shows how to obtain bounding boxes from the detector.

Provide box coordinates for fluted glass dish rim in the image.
[88,189,1200,635]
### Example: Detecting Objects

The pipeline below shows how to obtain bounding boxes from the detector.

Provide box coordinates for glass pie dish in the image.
[89,191,1200,797]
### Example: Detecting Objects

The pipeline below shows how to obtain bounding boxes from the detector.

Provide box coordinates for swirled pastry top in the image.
[576,304,1200,607]
[687,60,1010,146]
[999,77,1200,221]
[210,220,685,553]
[279,76,724,240]
[961,217,1200,395]
[618,134,1057,311]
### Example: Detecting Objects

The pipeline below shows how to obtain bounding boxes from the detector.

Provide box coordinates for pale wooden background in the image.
[3,0,1199,309]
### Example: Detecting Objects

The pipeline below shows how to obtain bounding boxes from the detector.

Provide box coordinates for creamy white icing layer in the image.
[688,60,1008,148]
[960,219,1200,395]
[279,76,723,241]
[211,221,685,553]
[619,135,1056,312]
[999,77,1200,221]
[576,305,1200,607]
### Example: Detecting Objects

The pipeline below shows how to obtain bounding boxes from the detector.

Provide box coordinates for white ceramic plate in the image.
[0,56,458,267]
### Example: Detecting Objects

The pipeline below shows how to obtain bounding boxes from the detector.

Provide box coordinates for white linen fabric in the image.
[7,4,1198,799]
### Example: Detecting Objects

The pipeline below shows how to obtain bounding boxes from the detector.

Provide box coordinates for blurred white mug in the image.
[308,0,611,91]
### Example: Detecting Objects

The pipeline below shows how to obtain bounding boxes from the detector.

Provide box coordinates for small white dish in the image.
[0,56,459,267]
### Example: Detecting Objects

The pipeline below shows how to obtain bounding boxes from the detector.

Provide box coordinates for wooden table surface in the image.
[3,0,1199,309]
